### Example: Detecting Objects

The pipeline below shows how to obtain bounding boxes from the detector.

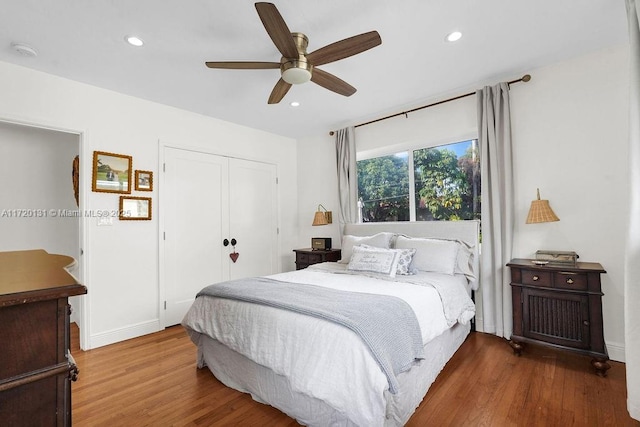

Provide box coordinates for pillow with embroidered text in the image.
[347,245,400,277]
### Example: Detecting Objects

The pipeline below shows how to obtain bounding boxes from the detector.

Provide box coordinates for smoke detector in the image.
[11,43,38,57]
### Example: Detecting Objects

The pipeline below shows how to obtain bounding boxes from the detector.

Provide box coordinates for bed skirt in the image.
[196,322,470,426]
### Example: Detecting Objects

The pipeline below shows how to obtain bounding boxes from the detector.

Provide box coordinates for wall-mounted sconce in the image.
[526,188,559,224]
[312,204,332,226]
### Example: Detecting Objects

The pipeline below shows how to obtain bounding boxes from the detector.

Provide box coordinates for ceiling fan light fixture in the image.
[282,66,312,85]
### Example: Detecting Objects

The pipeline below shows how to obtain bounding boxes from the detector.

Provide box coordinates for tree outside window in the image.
[357,140,479,222]
[357,153,409,222]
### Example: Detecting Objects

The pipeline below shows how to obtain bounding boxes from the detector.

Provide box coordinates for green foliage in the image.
[357,141,480,223]
[414,144,479,221]
[357,155,410,221]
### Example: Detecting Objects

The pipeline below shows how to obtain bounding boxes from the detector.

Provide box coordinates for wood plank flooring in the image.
[71,325,639,426]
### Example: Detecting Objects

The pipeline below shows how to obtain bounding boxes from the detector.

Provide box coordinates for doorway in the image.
[0,120,85,339]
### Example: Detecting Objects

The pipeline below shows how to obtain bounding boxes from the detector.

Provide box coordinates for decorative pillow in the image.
[347,245,400,277]
[339,232,394,264]
[395,248,417,275]
[394,235,460,275]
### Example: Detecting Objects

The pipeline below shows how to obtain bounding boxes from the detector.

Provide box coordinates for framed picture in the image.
[92,151,132,193]
[135,170,153,191]
[119,196,152,220]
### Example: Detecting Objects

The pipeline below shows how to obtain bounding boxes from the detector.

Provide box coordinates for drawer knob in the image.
[566,278,574,284]
[583,320,590,326]
[532,275,539,281]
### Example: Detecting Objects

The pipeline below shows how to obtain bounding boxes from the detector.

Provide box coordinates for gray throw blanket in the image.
[197,277,425,394]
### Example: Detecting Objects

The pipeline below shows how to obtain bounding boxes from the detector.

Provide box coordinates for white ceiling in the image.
[0,1,628,139]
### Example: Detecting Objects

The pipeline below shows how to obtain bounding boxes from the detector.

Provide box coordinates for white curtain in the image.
[477,83,515,339]
[336,127,358,226]
[624,0,640,420]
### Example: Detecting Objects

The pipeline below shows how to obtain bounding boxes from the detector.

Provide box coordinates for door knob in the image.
[231,238,237,246]
[223,239,229,246]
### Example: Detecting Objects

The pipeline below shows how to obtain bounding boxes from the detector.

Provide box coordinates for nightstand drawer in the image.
[308,253,323,264]
[293,248,342,270]
[521,270,551,287]
[553,271,588,291]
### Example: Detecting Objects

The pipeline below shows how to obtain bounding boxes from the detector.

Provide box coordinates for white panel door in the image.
[162,148,278,327]
[228,158,278,280]
[163,147,229,327]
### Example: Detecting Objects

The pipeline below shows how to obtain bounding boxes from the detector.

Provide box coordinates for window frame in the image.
[356,132,478,222]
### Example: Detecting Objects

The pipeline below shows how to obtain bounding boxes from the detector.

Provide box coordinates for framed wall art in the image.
[92,151,132,194]
[135,170,153,191]
[119,196,152,220]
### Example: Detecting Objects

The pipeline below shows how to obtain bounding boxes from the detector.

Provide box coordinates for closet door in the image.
[162,148,278,327]
[228,158,278,280]
[163,147,229,327]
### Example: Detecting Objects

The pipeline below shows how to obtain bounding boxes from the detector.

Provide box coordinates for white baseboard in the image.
[606,340,625,363]
[87,319,162,349]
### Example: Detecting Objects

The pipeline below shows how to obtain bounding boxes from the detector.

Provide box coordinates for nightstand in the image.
[507,258,609,376]
[293,248,341,270]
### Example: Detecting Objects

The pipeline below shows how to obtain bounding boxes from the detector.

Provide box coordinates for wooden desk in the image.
[0,249,87,426]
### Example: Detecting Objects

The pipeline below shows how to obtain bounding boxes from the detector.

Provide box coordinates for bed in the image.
[182,220,480,426]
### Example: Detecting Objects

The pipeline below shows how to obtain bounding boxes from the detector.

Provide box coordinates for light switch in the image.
[97,217,113,226]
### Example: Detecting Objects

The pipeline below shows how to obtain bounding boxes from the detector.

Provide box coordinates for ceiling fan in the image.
[205,2,382,104]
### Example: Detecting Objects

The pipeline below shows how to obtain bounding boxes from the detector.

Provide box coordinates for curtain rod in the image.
[329,74,531,136]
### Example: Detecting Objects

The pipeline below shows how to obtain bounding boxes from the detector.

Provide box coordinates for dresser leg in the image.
[591,357,611,377]
[509,340,524,356]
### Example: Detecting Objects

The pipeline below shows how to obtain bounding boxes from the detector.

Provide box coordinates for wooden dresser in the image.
[0,250,87,426]
[293,248,342,270]
[507,258,609,376]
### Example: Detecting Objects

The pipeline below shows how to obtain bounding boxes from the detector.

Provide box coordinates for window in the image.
[357,139,480,222]
[357,153,410,222]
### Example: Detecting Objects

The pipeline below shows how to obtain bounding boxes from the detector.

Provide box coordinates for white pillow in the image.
[347,245,400,277]
[454,240,476,280]
[339,232,394,264]
[395,235,460,275]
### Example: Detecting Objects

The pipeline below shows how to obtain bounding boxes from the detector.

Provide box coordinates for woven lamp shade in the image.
[526,189,559,224]
[312,211,328,226]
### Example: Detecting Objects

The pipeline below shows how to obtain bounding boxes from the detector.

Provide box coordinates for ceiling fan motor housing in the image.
[281,32,312,84]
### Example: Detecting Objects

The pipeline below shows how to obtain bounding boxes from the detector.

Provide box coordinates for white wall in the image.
[297,45,629,362]
[0,121,79,259]
[0,61,298,349]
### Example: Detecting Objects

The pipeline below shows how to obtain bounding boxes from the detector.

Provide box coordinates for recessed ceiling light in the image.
[125,36,144,47]
[445,31,462,42]
[290,101,300,107]
[11,43,37,57]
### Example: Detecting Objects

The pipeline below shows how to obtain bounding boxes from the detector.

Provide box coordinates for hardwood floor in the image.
[71,325,639,426]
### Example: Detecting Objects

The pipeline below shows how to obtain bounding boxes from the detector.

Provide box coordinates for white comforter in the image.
[182,263,474,427]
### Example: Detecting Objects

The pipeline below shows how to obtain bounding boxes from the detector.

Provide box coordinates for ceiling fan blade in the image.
[255,2,298,58]
[268,78,292,104]
[205,61,280,69]
[311,68,356,97]
[307,31,382,66]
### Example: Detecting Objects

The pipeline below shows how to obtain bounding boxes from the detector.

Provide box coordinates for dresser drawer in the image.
[553,271,588,291]
[521,269,552,287]
[297,253,309,263]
